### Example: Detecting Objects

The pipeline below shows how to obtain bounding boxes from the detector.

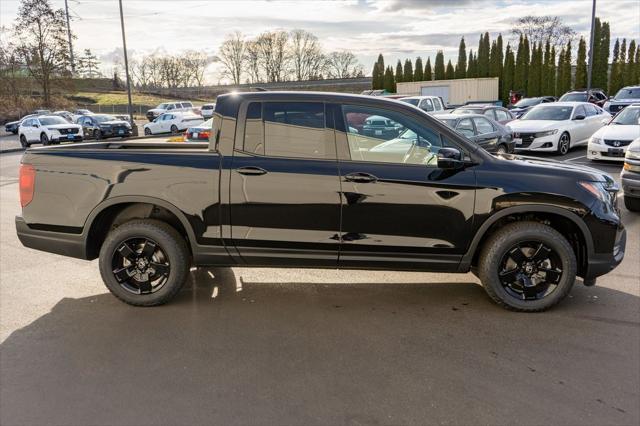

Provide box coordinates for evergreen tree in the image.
[477,32,491,77]
[627,40,637,86]
[395,60,403,84]
[542,40,552,95]
[562,40,572,91]
[620,39,627,87]
[609,39,622,94]
[575,37,587,89]
[371,62,381,89]
[434,51,445,80]
[549,46,556,95]
[514,35,526,92]
[592,19,610,90]
[489,40,499,77]
[502,43,515,105]
[636,48,640,86]
[466,50,475,77]
[556,48,565,97]
[424,57,432,81]
[403,58,414,82]
[527,42,541,96]
[445,60,455,79]
[414,56,424,81]
[383,66,395,92]
[495,34,504,95]
[455,37,467,78]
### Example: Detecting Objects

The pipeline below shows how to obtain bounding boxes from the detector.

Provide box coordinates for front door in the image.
[335,103,477,271]
[229,101,342,267]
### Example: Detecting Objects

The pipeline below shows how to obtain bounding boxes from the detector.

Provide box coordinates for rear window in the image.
[39,117,68,125]
[559,93,587,102]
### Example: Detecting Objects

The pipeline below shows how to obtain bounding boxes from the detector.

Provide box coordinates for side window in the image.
[483,109,496,119]
[342,104,449,166]
[433,98,443,110]
[585,104,598,116]
[574,105,587,118]
[244,102,264,155]
[456,118,475,138]
[495,109,510,121]
[182,102,193,108]
[419,98,434,112]
[23,119,32,127]
[263,102,333,159]
[166,104,174,110]
[473,117,495,134]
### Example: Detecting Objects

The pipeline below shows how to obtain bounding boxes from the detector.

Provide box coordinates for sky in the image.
[1,0,639,84]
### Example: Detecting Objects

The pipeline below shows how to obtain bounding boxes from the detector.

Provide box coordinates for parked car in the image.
[587,105,640,161]
[399,96,446,114]
[508,102,611,155]
[145,101,194,122]
[435,113,515,154]
[16,91,625,312]
[52,110,74,122]
[32,109,52,115]
[361,115,403,139]
[200,103,216,119]
[452,105,515,125]
[603,86,640,114]
[143,112,203,135]
[508,96,557,118]
[4,113,38,134]
[78,114,133,139]
[621,137,640,211]
[18,115,83,147]
[559,89,608,107]
[73,109,93,116]
[184,118,213,142]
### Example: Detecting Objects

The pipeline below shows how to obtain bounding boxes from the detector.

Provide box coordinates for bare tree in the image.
[325,51,363,78]
[244,40,262,83]
[13,0,73,105]
[183,51,211,87]
[511,16,576,48]
[289,29,326,80]
[0,27,23,103]
[218,31,245,85]
[254,30,290,82]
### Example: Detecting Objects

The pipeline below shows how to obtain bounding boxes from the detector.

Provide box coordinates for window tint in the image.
[263,102,333,159]
[495,109,510,121]
[473,117,495,134]
[244,102,264,154]
[456,118,475,138]
[342,104,448,166]
[419,98,434,112]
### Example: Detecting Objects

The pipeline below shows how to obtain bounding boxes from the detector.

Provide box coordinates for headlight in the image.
[626,150,640,160]
[535,129,558,137]
[590,137,602,145]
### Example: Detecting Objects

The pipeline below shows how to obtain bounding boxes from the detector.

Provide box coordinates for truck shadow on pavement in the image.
[1,268,639,426]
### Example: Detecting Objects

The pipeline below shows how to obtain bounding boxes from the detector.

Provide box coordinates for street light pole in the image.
[64,0,75,74]
[586,0,597,91]
[118,0,137,135]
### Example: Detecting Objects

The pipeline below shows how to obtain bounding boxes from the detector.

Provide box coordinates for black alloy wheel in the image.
[94,129,102,140]
[111,237,171,295]
[144,127,152,136]
[40,133,49,146]
[498,241,563,301]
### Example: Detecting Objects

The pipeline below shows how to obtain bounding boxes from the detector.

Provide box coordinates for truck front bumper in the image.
[583,226,626,281]
[15,216,88,259]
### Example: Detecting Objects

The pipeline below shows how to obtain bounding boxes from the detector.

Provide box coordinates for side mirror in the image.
[573,114,585,120]
[437,147,464,169]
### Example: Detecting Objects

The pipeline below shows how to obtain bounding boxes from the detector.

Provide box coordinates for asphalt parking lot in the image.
[0,146,638,425]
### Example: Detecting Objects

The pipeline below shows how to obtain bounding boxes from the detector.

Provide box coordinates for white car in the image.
[201,103,216,119]
[146,101,194,122]
[507,102,611,155]
[18,115,83,148]
[587,105,640,161]
[143,112,204,135]
[398,96,446,114]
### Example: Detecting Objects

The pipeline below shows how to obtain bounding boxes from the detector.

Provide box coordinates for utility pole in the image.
[586,0,596,91]
[64,0,75,74]
[119,0,137,135]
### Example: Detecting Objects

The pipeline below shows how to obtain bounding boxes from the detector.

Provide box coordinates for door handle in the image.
[236,166,268,176]
[345,172,378,183]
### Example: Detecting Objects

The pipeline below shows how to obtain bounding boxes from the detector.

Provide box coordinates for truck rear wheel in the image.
[99,219,190,306]
[477,221,576,312]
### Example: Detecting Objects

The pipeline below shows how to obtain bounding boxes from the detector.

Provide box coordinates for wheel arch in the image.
[83,196,198,260]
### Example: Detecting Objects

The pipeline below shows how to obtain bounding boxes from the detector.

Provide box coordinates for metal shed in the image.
[396,77,499,105]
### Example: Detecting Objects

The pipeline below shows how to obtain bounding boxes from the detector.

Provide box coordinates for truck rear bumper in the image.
[15,216,88,260]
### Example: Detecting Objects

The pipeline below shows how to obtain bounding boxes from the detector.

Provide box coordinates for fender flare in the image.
[82,195,199,255]
[461,204,594,266]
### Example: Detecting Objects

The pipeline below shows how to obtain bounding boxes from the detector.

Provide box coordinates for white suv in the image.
[398,96,446,114]
[143,112,204,135]
[146,101,194,121]
[18,115,83,147]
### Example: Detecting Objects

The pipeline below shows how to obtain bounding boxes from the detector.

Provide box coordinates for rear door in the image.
[335,103,477,271]
[472,117,500,149]
[229,101,341,267]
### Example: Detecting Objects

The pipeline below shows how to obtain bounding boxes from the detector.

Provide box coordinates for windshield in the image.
[514,98,541,107]
[559,93,587,102]
[614,88,640,100]
[400,98,420,106]
[39,117,68,126]
[611,108,640,125]
[521,105,573,121]
[94,115,117,123]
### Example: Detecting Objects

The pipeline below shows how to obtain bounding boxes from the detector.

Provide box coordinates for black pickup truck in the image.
[16,92,626,311]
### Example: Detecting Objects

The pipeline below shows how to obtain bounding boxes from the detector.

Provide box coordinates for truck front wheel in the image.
[99,219,190,306]
[477,221,577,312]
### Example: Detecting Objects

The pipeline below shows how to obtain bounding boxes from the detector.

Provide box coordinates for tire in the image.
[496,144,507,154]
[94,129,102,140]
[477,221,577,312]
[556,132,570,155]
[40,133,49,146]
[144,127,152,136]
[170,125,178,134]
[624,196,640,212]
[19,135,29,148]
[99,219,190,306]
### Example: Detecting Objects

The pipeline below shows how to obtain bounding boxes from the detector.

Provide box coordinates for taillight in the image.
[200,131,211,139]
[19,163,36,207]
